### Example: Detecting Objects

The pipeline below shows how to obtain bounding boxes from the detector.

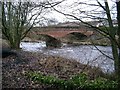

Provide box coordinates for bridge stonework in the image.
[33,26,94,39]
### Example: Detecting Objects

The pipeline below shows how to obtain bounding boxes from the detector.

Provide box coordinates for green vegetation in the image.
[27,71,117,90]
[99,26,118,34]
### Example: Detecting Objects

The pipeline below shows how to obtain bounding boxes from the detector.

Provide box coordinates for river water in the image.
[20,41,114,73]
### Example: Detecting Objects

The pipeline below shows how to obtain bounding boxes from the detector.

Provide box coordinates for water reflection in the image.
[20,42,114,73]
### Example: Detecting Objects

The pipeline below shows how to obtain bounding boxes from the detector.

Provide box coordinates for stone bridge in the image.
[28,22,95,48]
[36,30,94,48]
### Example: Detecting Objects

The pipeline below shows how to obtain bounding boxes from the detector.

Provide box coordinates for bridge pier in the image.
[46,37,61,48]
[39,34,62,48]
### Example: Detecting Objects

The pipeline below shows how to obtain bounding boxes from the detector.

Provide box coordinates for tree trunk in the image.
[105,1,120,89]
[9,39,20,49]
[116,1,120,89]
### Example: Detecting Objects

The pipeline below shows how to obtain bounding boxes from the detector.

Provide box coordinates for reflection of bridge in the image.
[37,30,94,38]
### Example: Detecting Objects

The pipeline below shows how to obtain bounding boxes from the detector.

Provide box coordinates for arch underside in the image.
[68,32,87,40]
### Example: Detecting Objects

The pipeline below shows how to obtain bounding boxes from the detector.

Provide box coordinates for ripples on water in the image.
[20,42,114,73]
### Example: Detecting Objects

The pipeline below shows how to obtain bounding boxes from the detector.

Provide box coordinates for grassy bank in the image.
[60,33,111,46]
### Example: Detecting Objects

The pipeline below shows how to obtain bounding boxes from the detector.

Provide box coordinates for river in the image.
[20,41,114,73]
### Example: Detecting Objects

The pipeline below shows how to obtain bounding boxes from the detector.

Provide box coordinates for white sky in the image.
[1,0,117,25]
[27,0,117,26]
[44,0,117,22]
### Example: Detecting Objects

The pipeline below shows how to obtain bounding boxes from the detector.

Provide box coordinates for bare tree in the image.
[1,0,63,49]
[52,0,120,88]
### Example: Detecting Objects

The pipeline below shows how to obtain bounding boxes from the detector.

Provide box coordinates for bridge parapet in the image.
[38,30,94,38]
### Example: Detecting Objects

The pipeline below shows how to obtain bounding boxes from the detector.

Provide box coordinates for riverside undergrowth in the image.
[26,71,117,90]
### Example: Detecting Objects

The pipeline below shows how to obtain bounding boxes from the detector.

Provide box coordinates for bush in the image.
[26,71,117,90]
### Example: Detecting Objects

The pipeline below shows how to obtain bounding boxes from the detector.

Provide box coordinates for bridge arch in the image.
[65,32,87,40]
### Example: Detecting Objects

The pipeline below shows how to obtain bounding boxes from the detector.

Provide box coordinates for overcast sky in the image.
[43,0,116,23]
[2,0,117,25]
[27,0,117,26]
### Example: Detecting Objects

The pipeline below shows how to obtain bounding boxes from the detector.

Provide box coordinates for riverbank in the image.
[2,50,109,89]
[60,37,111,46]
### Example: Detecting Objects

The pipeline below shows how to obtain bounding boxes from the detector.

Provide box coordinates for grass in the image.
[26,71,117,90]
